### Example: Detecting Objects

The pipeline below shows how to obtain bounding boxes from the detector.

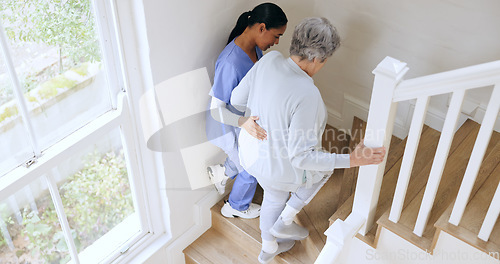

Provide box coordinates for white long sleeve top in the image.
[231,51,350,192]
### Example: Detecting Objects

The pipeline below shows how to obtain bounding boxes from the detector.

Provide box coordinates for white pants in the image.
[259,174,331,241]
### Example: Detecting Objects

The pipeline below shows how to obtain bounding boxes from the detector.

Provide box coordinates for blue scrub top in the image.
[206,39,263,150]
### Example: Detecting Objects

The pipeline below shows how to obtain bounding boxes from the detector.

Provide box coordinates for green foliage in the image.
[22,208,67,263]
[26,95,38,103]
[0,105,18,123]
[71,63,89,76]
[0,203,12,248]
[0,0,102,69]
[0,150,133,262]
[38,75,77,99]
[60,150,134,246]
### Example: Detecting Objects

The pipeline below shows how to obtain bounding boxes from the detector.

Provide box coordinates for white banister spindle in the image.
[449,84,500,226]
[353,56,409,235]
[413,90,465,236]
[478,181,500,241]
[389,96,429,223]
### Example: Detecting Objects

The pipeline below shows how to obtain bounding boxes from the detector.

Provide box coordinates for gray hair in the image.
[289,17,340,62]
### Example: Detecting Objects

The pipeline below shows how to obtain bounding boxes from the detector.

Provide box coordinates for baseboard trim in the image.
[325,93,499,140]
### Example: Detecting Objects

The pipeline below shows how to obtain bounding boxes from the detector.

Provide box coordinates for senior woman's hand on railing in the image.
[239,116,267,140]
[350,140,386,167]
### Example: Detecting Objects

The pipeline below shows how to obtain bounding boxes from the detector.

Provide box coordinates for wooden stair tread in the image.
[338,117,366,206]
[328,124,437,248]
[328,127,406,225]
[387,120,481,250]
[382,120,500,253]
[214,199,307,264]
[187,228,260,264]
[184,245,212,264]
[435,140,500,255]
[378,210,434,251]
[380,120,484,252]
[356,125,440,248]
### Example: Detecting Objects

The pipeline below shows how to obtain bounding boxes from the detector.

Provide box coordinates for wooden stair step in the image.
[184,245,212,264]
[212,198,309,264]
[328,124,407,247]
[185,200,297,264]
[338,116,366,206]
[375,119,479,250]
[435,136,500,255]
[185,124,350,264]
[185,228,263,264]
[328,132,407,225]
[358,125,440,247]
[383,120,500,252]
[329,122,406,224]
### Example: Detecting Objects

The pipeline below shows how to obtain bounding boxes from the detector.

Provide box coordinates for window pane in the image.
[0,177,70,263]
[0,0,112,151]
[0,55,34,177]
[54,128,139,256]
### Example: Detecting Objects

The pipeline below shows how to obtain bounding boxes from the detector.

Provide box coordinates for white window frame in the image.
[0,0,168,263]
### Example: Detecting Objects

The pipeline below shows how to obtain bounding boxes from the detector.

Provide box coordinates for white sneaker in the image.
[207,164,229,194]
[220,200,261,219]
[270,217,309,240]
[258,240,295,263]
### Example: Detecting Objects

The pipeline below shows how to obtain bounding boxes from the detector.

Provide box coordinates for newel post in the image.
[353,57,409,235]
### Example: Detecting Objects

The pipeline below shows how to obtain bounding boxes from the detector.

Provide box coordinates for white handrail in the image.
[317,56,500,263]
[394,60,500,102]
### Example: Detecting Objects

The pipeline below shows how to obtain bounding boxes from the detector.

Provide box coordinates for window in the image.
[0,0,160,263]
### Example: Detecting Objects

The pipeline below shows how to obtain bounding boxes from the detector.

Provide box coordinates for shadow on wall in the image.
[139,68,226,191]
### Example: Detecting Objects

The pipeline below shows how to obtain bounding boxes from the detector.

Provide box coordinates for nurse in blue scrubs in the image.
[206,3,287,219]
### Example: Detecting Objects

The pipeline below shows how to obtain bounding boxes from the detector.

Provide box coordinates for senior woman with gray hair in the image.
[231,17,386,263]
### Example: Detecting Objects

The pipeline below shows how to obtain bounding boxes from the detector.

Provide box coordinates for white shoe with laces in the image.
[220,200,261,219]
[207,164,230,194]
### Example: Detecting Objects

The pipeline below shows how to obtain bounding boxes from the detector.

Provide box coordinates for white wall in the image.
[312,0,500,134]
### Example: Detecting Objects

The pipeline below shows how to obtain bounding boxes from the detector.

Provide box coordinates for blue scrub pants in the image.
[223,144,258,211]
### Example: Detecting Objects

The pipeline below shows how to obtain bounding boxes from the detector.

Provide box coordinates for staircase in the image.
[329,118,500,254]
[183,57,500,263]
[184,125,350,263]
[319,57,500,263]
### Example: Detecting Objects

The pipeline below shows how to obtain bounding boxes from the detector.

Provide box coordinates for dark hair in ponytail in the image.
[227,2,288,44]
